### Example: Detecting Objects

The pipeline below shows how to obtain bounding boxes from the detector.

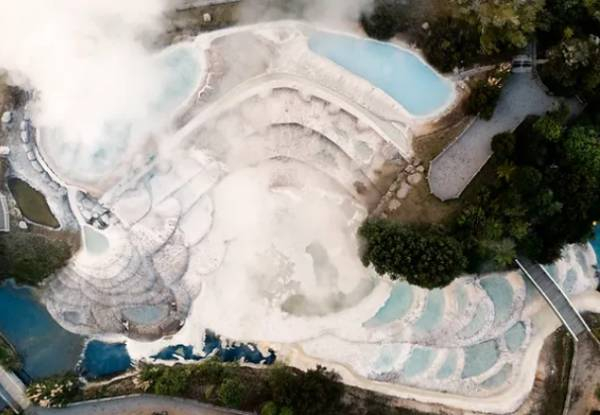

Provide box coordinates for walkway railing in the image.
[515,257,591,341]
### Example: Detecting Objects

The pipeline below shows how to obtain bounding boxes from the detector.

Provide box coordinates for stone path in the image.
[29,395,251,415]
[428,74,559,201]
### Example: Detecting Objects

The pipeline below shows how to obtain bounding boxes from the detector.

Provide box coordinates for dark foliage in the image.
[418,16,482,72]
[359,220,467,289]
[0,233,72,285]
[360,0,410,40]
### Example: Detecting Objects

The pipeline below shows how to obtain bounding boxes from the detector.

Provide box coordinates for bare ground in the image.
[566,314,600,415]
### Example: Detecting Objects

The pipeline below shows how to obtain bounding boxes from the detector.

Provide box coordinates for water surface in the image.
[309,31,454,116]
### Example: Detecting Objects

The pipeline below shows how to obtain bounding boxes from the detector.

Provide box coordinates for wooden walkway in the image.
[516,257,591,340]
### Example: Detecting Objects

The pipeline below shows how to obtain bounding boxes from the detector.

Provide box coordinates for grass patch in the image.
[0,334,20,371]
[8,177,59,228]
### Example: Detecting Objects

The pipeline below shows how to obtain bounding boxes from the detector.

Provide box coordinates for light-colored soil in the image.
[384,116,472,225]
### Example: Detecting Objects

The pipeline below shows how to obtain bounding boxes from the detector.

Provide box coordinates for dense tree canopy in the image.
[359,220,467,289]
[452,0,544,53]
[0,233,72,285]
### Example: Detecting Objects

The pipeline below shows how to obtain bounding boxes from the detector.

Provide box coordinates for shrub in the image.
[26,373,81,408]
[491,132,516,161]
[218,377,248,409]
[360,0,409,40]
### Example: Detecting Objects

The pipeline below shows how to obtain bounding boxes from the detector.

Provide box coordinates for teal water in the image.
[122,305,169,326]
[365,282,413,327]
[308,32,453,116]
[462,340,499,379]
[80,341,132,380]
[480,275,513,326]
[402,347,434,378]
[414,289,444,332]
[154,45,201,113]
[83,226,109,256]
[458,302,488,338]
[482,364,511,389]
[436,350,457,380]
[504,322,526,352]
[0,281,84,379]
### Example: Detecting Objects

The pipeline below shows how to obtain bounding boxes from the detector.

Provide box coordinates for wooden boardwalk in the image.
[516,257,591,340]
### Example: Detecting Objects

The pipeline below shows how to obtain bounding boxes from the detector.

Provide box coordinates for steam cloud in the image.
[0,0,374,167]
[0,0,168,146]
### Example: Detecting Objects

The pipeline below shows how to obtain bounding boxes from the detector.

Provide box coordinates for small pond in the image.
[7,177,59,228]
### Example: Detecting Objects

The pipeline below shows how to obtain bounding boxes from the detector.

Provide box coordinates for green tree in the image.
[492,132,517,161]
[453,0,544,53]
[359,220,468,289]
[218,377,248,409]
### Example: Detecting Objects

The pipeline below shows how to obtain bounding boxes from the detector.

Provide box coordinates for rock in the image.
[396,182,412,199]
[422,22,430,31]
[407,173,423,186]
[389,200,401,211]
[416,165,425,173]
[18,221,28,230]
[405,165,415,174]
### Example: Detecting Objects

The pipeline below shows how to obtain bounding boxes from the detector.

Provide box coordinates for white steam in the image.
[0,0,168,146]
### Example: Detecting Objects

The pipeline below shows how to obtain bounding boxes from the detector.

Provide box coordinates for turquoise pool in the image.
[308,31,454,116]
[365,282,413,327]
[462,340,499,379]
[480,275,513,326]
[414,289,444,332]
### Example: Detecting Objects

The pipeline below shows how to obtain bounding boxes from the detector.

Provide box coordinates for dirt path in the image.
[29,395,251,415]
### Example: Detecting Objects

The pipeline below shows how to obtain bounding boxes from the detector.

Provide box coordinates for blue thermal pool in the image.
[308,31,454,116]
[414,289,444,332]
[122,305,169,326]
[402,347,434,378]
[83,226,110,256]
[80,341,132,380]
[365,282,413,327]
[504,322,526,352]
[151,331,276,365]
[0,281,84,379]
[462,340,499,379]
[482,364,511,389]
[480,275,513,326]
[41,44,201,182]
[458,302,488,339]
[436,350,457,380]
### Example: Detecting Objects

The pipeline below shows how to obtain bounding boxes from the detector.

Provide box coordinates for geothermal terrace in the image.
[13,21,599,413]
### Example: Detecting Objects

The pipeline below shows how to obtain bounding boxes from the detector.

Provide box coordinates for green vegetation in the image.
[359,220,467,289]
[8,177,59,228]
[0,232,72,285]
[465,65,511,119]
[140,360,344,414]
[361,105,600,286]
[26,373,81,408]
[0,335,20,371]
[460,107,600,267]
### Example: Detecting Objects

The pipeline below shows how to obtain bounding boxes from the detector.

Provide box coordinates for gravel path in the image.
[428,74,559,201]
[29,395,251,415]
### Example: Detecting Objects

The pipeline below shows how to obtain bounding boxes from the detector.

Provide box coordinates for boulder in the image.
[407,173,423,186]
